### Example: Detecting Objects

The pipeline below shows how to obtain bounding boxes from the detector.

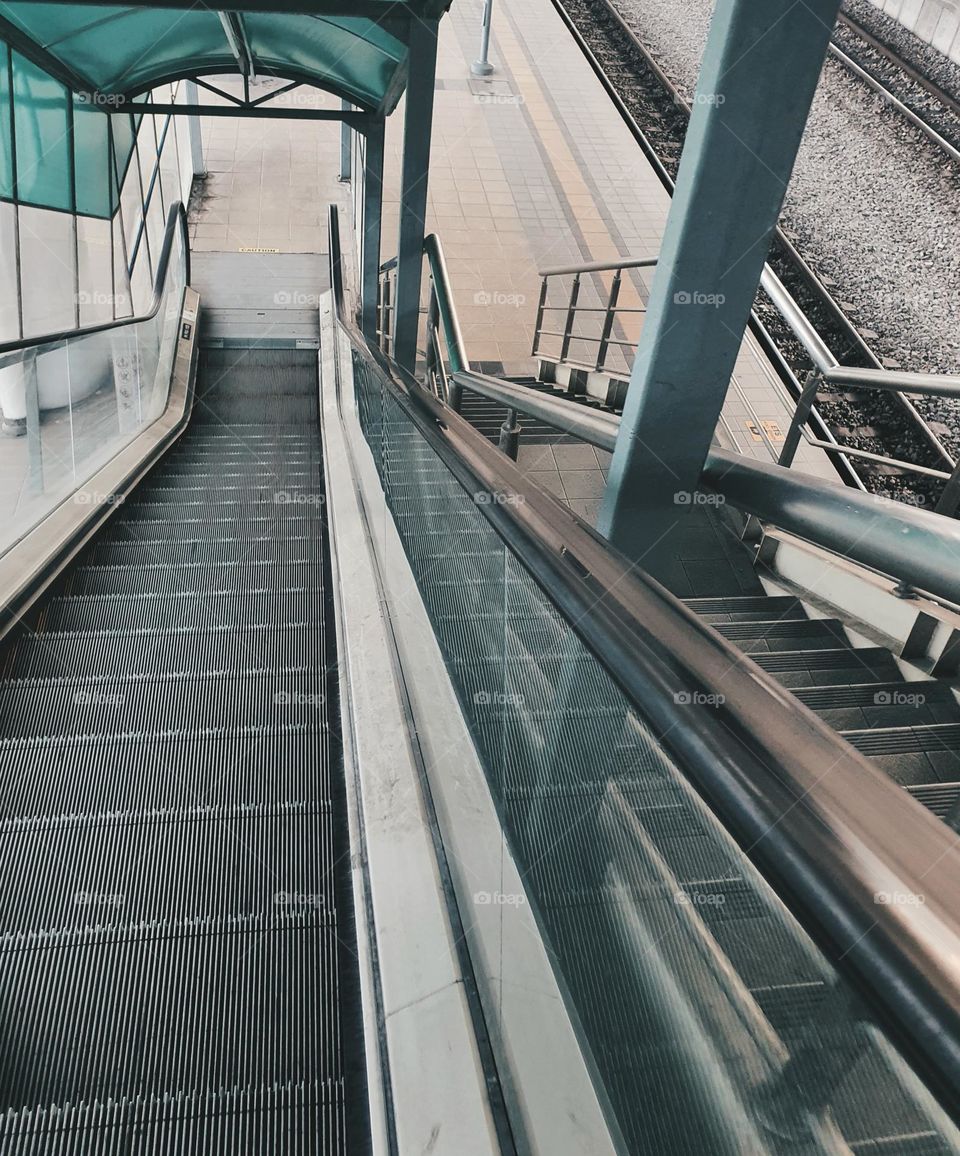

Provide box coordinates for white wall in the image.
[868,0,960,64]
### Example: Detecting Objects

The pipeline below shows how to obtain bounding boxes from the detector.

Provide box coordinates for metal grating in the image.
[0,356,365,1152]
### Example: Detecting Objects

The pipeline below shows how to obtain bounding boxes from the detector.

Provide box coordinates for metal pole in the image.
[339,100,352,182]
[471,0,495,77]
[361,121,385,340]
[182,80,206,178]
[597,0,843,573]
[393,18,440,371]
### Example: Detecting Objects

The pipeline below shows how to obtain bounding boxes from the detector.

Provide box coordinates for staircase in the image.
[455,370,960,830]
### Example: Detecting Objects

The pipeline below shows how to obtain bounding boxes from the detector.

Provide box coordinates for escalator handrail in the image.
[326,204,960,1122]
[0,201,190,361]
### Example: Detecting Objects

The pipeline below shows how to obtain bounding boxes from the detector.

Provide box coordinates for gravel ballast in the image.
[610,0,960,397]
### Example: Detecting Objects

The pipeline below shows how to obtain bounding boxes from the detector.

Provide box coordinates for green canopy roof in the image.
[0,0,451,217]
[0,1,450,112]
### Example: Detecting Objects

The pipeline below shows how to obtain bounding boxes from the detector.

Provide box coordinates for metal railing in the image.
[377,236,470,405]
[759,265,960,513]
[328,205,960,1126]
[533,248,960,513]
[531,256,655,382]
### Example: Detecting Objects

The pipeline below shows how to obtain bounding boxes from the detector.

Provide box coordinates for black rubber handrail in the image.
[0,201,190,360]
[327,204,960,1124]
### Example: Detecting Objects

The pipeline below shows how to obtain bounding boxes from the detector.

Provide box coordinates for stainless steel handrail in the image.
[328,207,960,1122]
[452,367,960,609]
[536,252,960,503]
[538,256,658,277]
[759,265,960,400]
[0,202,190,365]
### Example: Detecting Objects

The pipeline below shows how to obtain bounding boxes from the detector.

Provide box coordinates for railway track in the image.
[547,0,958,508]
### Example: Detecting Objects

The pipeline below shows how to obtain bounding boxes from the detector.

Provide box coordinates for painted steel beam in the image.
[361,121,386,340]
[597,0,842,572]
[392,17,439,371]
[121,103,371,125]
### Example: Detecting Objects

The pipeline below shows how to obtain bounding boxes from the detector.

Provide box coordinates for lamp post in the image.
[471,0,495,77]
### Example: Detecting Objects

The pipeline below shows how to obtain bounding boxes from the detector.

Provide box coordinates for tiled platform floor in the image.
[186,0,837,566]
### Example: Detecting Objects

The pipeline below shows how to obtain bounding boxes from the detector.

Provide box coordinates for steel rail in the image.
[546,0,953,482]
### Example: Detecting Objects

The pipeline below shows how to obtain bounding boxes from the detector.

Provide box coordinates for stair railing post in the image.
[532,277,549,359]
[559,273,580,365]
[778,370,820,470]
[498,408,520,460]
[596,268,622,375]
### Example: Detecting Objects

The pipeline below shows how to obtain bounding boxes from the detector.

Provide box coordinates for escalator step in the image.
[0,671,330,739]
[907,782,960,819]
[2,624,325,680]
[67,561,323,597]
[42,589,320,632]
[684,595,804,619]
[0,725,329,823]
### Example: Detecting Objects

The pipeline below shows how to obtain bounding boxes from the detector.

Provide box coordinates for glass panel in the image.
[12,53,71,212]
[18,206,76,337]
[349,340,960,1155]
[0,47,12,200]
[0,223,186,558]
[0,202,19,341]
[76,214,113,326]
[72,95,112,219]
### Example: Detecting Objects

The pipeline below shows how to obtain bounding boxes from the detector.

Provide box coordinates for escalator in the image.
[2,207,960,1154]
[0,346,369,1150]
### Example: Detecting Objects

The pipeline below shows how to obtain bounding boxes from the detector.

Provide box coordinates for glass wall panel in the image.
[0,220,187,558]
[12,53,71,212]
[0,202,19,341]
[18,206,76,337]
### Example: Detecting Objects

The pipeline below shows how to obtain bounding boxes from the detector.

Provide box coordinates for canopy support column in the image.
[339,100,352,182]
[597,0,841,572]
[393,17,439,372]
[182,81,206,179]
[361,121,385,341]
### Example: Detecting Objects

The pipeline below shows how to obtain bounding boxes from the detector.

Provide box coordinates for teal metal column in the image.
[339,100,351,182]
[393,17,439,371]
[598,0,841,566]
[361,120,385,341]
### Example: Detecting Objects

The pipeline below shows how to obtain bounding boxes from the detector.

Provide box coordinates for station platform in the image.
[188,0,836,520]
